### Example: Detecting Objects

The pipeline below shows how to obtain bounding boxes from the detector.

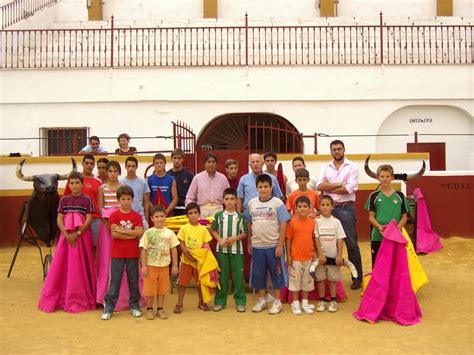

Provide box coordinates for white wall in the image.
[377,105,474,170]
[7,0,472,29]
[9,0,87,29]
[100,0,473,21]
[0,65,472,169]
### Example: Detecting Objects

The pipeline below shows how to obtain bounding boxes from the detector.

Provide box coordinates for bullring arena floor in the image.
[1,238,473,354]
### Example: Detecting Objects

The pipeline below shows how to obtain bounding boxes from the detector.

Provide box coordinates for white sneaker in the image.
[328,300,338,313]
[101,312,112,320]
[302,304,314,315]
[301,302,315,310]
[252,298,267,313]
[316,300,326,312]
[266,293,275,303]
[291,302,302,315]
[269,301,283,315]
[131,309,142,317]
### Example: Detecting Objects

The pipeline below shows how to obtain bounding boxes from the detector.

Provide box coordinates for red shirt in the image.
[109,209,143,258]
[64,175,102,218]
[227,174,242,191]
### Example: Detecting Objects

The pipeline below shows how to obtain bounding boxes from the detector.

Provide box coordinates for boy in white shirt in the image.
[314,195,346,313]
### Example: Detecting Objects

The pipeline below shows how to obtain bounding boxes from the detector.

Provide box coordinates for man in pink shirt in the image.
[316,140,363,290]
[185,153,230,217]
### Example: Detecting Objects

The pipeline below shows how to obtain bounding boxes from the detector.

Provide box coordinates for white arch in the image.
[376,105,474,170]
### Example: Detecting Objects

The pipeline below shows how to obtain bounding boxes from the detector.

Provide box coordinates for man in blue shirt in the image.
[237,153,283,213]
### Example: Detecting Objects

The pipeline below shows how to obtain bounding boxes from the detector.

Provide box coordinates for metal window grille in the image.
[40,127,88,156]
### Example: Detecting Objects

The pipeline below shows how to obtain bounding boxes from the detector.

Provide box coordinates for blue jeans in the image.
[332,203,363,281]
[104,257,140,313]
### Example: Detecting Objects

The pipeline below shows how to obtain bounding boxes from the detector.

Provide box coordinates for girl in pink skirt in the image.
[96,161,143,310]
[38,172,96,313]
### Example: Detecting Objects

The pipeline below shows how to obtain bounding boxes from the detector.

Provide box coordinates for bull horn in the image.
[364,155,378,179]
[58,158,78,180]
[406,160,426,180]
[16,159,34,181]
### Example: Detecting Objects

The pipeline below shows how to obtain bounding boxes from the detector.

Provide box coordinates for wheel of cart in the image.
[7,201,58,280]
[43,254,53,279]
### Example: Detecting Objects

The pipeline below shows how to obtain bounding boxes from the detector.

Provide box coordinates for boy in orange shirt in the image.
[286,168,320,217]
[286,195,317,315]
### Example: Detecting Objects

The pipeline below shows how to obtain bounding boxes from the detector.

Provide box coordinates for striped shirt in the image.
[103,183,120,209]
[58,194,93,216]
[211,210,247,254]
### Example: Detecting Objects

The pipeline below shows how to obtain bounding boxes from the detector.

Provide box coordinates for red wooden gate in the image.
[173,121,197,173]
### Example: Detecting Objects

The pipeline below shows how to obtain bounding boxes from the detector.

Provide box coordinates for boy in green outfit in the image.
[365,164,410,267]
[210,188,248,312]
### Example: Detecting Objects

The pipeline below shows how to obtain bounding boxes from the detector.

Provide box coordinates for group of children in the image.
[37,155,409,319]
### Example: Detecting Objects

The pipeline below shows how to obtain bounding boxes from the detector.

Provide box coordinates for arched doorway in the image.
[376,105,473,171]
[196,113,304,173]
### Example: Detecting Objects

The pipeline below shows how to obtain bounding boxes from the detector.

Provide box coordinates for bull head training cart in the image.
[364,155,426,249]
[7,158,77,279]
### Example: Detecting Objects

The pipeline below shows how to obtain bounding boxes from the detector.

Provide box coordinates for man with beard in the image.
[316,140,363,290]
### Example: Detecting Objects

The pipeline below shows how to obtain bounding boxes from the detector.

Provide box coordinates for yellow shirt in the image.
[177,223,212,265]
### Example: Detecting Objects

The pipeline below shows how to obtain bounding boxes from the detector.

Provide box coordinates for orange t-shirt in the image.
[287,217,316,261]
[286,189,320,215]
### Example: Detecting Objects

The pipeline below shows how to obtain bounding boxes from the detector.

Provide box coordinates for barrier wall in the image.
[1,153,471,248]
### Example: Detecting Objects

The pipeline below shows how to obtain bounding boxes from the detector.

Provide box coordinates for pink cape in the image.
[353,220,422,325]
[414,188,443,254]
[96,218,145,311]
[38,212,96,313]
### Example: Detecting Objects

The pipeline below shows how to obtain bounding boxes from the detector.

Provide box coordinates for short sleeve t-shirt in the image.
[120,176,150,220]
[211,210,247,254]
[177,223,212,265]
[58,194,93,216]
[314,215,346,259]
[64,176,102,218]
[109,209,143,258]
[287,217,316,261]
[365,190,410,241]
[139,227,180,267]
[286,189,320,215]
[246,196,291,248]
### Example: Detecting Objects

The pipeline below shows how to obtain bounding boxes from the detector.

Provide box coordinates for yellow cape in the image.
[363,228,429,293]
[188,249,220,303]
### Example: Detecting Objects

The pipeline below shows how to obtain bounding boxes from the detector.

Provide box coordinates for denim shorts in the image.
[250,247,287,290]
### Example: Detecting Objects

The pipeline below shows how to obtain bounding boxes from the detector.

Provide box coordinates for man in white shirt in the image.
[78,136,108,155]
[316,140,363,290]
[285,156,318,195]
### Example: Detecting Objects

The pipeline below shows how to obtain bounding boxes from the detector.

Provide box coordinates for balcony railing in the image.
[1,0,58,29]
[0,13,472,68]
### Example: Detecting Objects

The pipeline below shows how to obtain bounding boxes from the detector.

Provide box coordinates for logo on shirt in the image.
[392,199,399,204]
[119,220,134,230]
[252,210,276,220]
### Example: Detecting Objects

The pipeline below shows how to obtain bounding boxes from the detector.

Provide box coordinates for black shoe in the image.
[350,279,362,290]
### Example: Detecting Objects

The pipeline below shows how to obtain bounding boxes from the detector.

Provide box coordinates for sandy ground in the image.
[0,238,473,355]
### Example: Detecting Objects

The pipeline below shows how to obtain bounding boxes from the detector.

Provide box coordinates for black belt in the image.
[333,201,354,207]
